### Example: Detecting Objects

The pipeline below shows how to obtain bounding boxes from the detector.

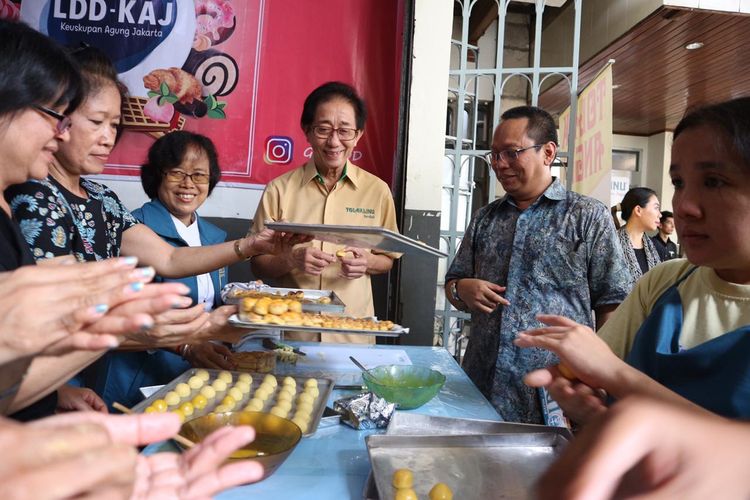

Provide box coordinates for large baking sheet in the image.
[386,412,572,440]
[266,222,447,258]
[130,368,333,437]
[228,314,408,338]
[366,433,568,500]
[222,283,346,313]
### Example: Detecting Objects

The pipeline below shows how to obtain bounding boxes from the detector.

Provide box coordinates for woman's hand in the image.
[537,397,750,500]
[183,341,236,370]
[56,385,108,413]
[456,278,509,313]
[338,247,369,279]
[514,314,627,391]
[525,366,608,425]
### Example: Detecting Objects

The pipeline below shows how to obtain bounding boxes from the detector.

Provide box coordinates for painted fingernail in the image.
[117,256,138,267]
[106,336,120,348]
[93,304,109,315]
[130,266,155,280]
[128,282,144,293]
[172,297,192,308]
[139,320,153,331]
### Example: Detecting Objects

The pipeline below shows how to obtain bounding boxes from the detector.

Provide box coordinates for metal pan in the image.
[228,314,409,337]
[222,283,346,313]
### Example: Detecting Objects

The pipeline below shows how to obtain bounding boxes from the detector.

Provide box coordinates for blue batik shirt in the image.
[446,178,631,423]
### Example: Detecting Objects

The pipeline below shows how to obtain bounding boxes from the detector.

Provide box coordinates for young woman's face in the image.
[634,195,661,232]
[671,125,750,283]
[0,104,68,186]
[55,83,120,175]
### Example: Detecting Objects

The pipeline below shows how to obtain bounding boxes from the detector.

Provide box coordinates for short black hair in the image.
[659,210,673,224]
[620,187,657,221]
[300,81,367,131]
[0,20,83,119]
[141,131,222,199]
[674,97,750,171]
[500,105,558,145]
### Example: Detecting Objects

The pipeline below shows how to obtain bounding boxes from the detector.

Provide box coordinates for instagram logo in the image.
[264,136,293,164]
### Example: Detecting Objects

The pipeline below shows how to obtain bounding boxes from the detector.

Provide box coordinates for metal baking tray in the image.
[366,432,568,500]
[228,314,409,337]
[222,283,346,313]
[386,412,573,439]
[130,368,333,437]
[266,222,447,258]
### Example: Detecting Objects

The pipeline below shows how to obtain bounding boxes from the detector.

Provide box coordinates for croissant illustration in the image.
[143,68,202,104]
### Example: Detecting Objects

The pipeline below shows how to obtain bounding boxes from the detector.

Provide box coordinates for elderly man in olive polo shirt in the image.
[251,82,399,343]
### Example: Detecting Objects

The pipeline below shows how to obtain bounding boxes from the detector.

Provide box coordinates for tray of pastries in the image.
[228,296,408,337]
[222,282,346,313]
[131,368,333,437]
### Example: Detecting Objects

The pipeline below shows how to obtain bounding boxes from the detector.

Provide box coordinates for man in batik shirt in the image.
[445,106,631,424]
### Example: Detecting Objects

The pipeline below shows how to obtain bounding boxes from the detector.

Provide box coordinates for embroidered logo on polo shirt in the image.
[345,207,376,219]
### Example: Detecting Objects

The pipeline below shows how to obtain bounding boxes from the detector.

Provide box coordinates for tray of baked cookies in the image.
[130,368,333,437]
[222,282,346,313]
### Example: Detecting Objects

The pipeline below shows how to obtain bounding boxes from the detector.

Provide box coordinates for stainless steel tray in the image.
[386,412,573,439]
[228,314,409,337]
[130,368,333,437]
[222,283,346,313]
[266,222,447,258]
[366,433,568,500]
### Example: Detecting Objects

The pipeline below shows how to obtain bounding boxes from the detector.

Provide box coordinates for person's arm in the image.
[121,224,276,279]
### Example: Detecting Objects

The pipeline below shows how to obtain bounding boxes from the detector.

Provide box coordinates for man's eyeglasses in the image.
[311,125,358,141]
[485,144,544,164]
[33,105,71,135]
[164,170,210,185]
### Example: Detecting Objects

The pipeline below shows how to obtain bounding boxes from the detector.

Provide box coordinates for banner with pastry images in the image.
[12,0,404,187]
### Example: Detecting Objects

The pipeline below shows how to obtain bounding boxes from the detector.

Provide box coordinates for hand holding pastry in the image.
[338,247,369,279]
[287,246,336,276]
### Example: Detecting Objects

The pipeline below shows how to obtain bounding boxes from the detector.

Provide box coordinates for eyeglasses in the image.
[485,144,544,164]
[164,170,210,185]
[311,125,358,141]
[33,105,71,135]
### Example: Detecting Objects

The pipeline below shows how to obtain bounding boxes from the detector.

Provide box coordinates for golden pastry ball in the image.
[178,402,194,416]
[394,489,417,500]
[429,483,453,500]
[392,468,414,489]
[221,395,237,408]
[164,391,180,406]
[151,399,167,412]
[172,408,185,423]
[200,385,216,399]
[211,379,228,392]
[214,404,230,413]
[192,394,208,410]
[175,383,191,398]
[144,406,156,413]
[195,369,210,381]
[217,371,233,384]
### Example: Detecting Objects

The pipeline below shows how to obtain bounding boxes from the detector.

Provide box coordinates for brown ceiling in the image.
[539,6,750,136]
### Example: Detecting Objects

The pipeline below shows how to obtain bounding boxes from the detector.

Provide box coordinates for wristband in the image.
[234,239,252,261]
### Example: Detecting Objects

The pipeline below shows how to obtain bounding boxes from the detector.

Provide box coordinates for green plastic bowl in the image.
[361,365,446,409]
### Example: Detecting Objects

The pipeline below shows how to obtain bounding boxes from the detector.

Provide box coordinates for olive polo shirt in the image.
[252,161,399,343]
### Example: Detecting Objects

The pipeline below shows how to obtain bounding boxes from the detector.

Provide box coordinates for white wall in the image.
[404,0,454,212]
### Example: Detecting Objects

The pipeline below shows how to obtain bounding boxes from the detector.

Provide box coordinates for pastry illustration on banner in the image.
[18,0,240,138]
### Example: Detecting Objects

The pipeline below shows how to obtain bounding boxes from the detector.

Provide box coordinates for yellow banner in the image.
[558,64,613,203]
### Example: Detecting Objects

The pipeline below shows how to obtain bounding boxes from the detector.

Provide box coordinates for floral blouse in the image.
[7,176,138,262]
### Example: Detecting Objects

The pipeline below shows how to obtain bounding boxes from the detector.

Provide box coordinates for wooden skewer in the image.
[113,402,196,449]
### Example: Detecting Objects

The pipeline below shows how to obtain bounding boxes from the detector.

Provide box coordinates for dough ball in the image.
[392,468,414,489]
[217,371,233,384]
[297,392,314,406]
[303,378,318,389]
[175,383,191,398]
[164,391,180,406]
[212,379,228,392]
[275,399,292,412]
[304,386,319,399]
[291,416,309,433]
[245,398,264,411]
[187,376,204,389]
[238,373,253,385]
[254,387,271,401]
[282,376,296,388]
[200,386,216,399]
[296,401,313,415]
[235,381,251,394]
[195,369,210,381]
[276,389,294,403]
[221,395,237,408]
[214,404,230,413]
[429,483,453,500]
[262,374,278,388]
[270,406,289,418]
[394,489,417,500]
[228,387,243,402]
